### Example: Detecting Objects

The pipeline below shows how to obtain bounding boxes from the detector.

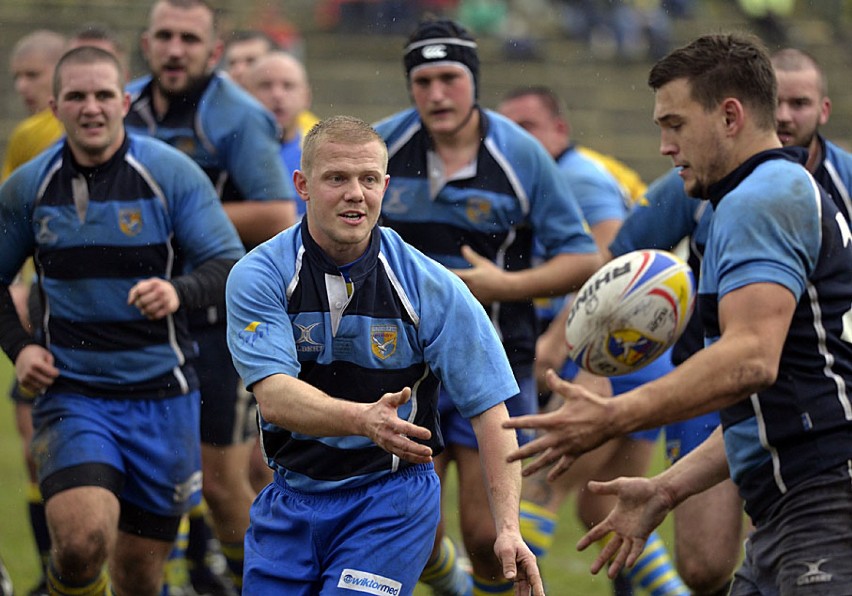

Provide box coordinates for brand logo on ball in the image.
[422,44,447,59]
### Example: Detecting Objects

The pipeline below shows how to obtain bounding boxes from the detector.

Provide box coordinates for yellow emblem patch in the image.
[118,208,143,237]
[371,324,398,360]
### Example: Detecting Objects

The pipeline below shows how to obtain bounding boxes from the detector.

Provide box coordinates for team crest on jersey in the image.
[36,215,58,245]
[465,197,492,224]
[606,329,662,368]
[371,324,398,360]
[175,137,197,156]
[118,208,143,236]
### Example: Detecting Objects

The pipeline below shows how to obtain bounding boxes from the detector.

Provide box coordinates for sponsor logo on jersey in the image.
[422,44,447,60]
[337,568,402,595]
[118,208,143,237]
[296,322,323,353]
[371,324,398,360]
[238,321,267,348]
[796,559,832,586]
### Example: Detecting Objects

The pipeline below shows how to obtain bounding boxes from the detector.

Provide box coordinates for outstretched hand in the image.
[576,476,673,578]
[493,531,546,596]
[503,369,616,480]
[361,387,434,464]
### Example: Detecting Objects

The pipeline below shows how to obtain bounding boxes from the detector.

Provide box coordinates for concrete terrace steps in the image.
[1,0,850,183]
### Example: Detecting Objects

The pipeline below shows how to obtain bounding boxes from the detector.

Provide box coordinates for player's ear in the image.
[293,170,309,201]
[722,97,745,135]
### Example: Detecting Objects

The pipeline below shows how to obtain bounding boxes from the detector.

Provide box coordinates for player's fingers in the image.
[607,541,632,579]
[592,536,622,575]
[518,447,563,476]
[545,454,576,481]
[505,428,556,461]
[576,523,610,552]
[625,539,647,569]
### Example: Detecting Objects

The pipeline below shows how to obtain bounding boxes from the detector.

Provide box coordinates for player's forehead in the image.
[410,63,467,82]
[260,65,304,89]
[314,141,385,172]
[775,68,821,96]
[57,60,121,94]
[227,38,269,60]
[149,2,214,37]
[11,50,52,73]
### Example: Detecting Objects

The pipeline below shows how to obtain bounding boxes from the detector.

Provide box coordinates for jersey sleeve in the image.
[401,245,520,418]
[152,144,245,267]
[565,157,629,227]
[527,144,598,259]
[210,97,294,202]
[609,168,702,256]
[711,164,820,300]
[0,165,39,284]
[226,238,301,389]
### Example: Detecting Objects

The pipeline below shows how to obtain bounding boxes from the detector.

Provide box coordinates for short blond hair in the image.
[301,116,388,176]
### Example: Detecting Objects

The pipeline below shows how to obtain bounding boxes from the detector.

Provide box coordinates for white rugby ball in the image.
[565,249,695,376]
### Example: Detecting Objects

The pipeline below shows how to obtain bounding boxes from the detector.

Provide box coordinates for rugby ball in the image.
[565,249,695,376]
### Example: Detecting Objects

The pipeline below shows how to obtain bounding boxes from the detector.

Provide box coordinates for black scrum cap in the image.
[404,18,479,99]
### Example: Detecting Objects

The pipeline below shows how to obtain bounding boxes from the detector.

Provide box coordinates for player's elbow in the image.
[735,355,779,394]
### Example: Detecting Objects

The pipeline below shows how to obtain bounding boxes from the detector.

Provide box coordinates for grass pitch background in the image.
[0,356,675,594]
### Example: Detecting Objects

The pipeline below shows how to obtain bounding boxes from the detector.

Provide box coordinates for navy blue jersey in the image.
[700,148,852,522]
[374,108,597,374]
[813,136,852,222]
[0,134,244,398]
[125,72,293,206]
[226,221,519,493]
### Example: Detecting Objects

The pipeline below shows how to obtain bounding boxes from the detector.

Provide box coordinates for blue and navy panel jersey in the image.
[814,135,852,222]
[609,167,711,363]
[226,222,519,493]
[700,148,852,522]
[125,72,293,206]
[0,134,244,399]
[374,108,597,374]
[557,145,630,227]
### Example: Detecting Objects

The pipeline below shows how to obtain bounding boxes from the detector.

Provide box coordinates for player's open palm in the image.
[493,531,546,596]
[576,476,672,578]
[504,369,613,478]
[362,387,433,464]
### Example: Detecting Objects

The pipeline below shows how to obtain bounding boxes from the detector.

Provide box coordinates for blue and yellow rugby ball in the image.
[565,249,695,376]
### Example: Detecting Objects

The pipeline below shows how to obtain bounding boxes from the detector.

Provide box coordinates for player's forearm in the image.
[0,285,37,362]
[613,329,777,435]
[471,404,523,534]
[652,426,729,509]
[254,373,365,437]
[503,252,602,301]
[223,200,297,246]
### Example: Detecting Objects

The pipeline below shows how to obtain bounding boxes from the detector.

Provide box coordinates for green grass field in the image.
[0,356,675,594]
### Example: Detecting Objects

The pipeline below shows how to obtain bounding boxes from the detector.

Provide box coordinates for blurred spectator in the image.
[556,0,671,61]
